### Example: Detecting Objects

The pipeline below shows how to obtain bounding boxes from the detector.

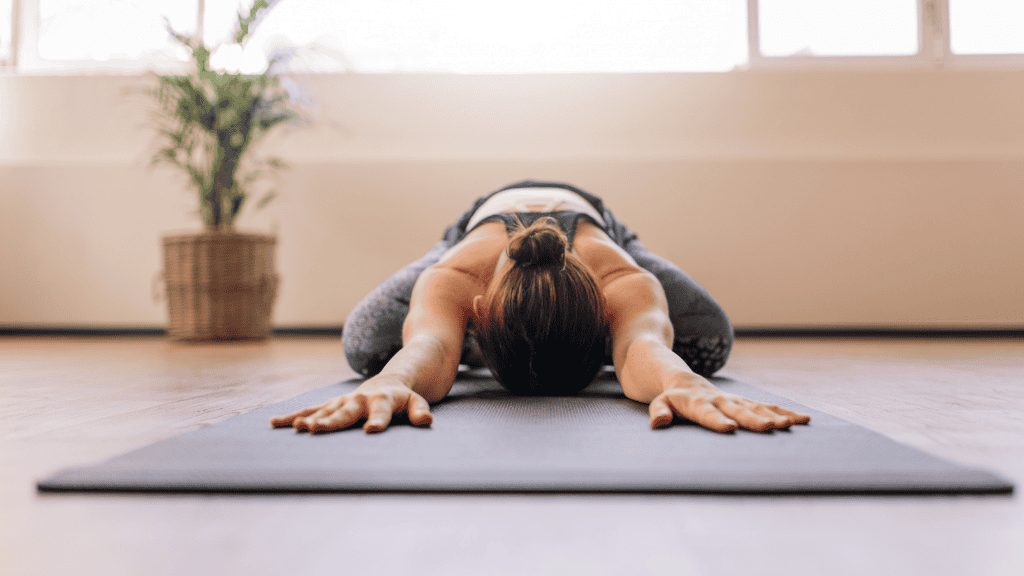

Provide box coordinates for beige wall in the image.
[1,70,1022,328]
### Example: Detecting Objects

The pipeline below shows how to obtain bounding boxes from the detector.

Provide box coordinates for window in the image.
[758,0,918,57]
[202,0,747,73]
[14,0,197,71]
[1,0,13,63]
[11,0,749,73]
[948,0,1024,55]
[3,0,1023,73]
[37,0,196,61]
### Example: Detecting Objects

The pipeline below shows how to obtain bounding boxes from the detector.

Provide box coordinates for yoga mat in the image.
[37,372,1014,494]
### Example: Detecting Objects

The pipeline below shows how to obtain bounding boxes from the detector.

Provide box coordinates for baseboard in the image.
[0,326,169,336]
[271,326,344,336]
[1,325,1022,338]
[0,326,343,337]
[733,326,1024,338]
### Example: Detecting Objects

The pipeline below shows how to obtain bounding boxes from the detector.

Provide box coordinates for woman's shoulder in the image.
[572,221,645,288]
[429,221,507,284]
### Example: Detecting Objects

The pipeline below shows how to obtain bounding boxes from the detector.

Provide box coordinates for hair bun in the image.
[507,218,567,268]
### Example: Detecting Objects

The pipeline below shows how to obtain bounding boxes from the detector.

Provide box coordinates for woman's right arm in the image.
[271,264,482,433]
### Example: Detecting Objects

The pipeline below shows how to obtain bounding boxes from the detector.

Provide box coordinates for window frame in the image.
[3,0,1023,74]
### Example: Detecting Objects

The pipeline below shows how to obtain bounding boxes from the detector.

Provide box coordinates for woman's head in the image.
[472,218,608,395]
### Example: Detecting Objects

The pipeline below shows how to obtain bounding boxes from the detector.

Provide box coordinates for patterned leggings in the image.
[342,182,734,379]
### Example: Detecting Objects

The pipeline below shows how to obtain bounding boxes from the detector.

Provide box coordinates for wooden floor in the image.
[1,335,1022,576]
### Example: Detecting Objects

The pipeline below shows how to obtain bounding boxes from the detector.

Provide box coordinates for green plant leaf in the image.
[255,190,278,210]
[235,1,282,45]
[151,1,307,229]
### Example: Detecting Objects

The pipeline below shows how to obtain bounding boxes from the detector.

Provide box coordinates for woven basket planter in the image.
[161,230,279,341]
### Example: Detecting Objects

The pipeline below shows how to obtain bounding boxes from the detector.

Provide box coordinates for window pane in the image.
[1,0,12,61]
[950,0,1024,55]
[760,0,918,57]
[38,0,197,61]
[203,0,747,73]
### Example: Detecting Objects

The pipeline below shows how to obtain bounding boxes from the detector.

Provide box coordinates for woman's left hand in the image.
[648,375,811,433]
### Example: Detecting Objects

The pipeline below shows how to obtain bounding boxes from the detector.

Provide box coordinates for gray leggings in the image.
[342,181,733,379]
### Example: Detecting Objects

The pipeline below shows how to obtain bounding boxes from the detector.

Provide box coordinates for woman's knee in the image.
[669,299,734,376]
[342,241,451,376]
[342,292,407,376]
[673,333,732,377]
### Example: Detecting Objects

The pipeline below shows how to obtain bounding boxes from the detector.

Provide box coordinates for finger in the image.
[309,397,365,433]
[665,394,738,433]
[407,394,434,427]
[767,404,812,425]
[747,402,811,429]
[277,399,341,428]
[715,399,783,432]
[648,397,675,429]
[363,396,395,433]
[270,405,322,428]
[295,407,333,431]
[292,397,346,431]
[749,404,796,429]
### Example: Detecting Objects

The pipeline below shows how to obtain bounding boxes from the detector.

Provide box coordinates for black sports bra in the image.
[466,211,603,247]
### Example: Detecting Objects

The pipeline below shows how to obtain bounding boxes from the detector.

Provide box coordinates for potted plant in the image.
[150,0,304,340]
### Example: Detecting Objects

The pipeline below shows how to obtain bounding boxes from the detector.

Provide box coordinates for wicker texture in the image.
[162,231,278,340]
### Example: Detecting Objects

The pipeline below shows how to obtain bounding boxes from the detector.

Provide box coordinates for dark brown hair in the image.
[474,218,608,395]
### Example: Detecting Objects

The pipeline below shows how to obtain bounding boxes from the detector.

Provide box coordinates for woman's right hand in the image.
[270,375,434,434]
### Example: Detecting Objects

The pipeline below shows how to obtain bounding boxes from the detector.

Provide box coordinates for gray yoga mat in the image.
[37,371,1014,494]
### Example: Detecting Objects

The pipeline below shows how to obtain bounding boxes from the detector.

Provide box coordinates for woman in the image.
[272,181,810,434]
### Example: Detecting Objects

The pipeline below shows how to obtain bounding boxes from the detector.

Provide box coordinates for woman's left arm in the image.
[602,268,810,432]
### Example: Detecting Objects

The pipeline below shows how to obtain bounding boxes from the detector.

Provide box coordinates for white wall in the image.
[1,70,1022,328]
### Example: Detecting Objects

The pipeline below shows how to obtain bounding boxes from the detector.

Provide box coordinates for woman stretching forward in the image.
[272,181,810,433]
